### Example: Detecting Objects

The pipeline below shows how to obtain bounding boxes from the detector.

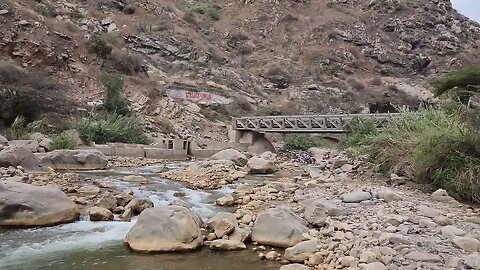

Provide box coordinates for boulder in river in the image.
[39,149,108,170]
[88,206,114,221]
[124,198,154,215]
[247,157,278,174]
[0,181,79,226]
[251,208,309,248]
[210,149,248,166]
[0,146,39,170]
[207,212,238,238]
[124,206,203,252]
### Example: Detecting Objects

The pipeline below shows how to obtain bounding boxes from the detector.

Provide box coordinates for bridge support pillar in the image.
[228,127,276,154]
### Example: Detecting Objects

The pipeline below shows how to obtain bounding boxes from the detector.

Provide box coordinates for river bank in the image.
[1,148,480,270]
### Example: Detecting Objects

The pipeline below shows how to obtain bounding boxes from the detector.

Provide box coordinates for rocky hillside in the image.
[0,0,479,140]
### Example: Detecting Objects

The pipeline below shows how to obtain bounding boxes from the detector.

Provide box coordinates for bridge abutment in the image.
[228,127,276,154]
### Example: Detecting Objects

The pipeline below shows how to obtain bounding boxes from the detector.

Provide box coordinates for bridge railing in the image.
[233,113,402,133]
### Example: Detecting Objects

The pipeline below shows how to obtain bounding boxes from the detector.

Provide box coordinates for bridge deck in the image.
[233,113,402,133]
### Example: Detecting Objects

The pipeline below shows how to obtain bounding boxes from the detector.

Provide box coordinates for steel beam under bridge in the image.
[233,113,402,133]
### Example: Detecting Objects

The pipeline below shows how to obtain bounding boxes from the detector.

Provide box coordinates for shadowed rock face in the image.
[0,181,79,227]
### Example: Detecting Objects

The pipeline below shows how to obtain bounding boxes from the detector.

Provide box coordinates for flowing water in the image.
[0,164,280,270]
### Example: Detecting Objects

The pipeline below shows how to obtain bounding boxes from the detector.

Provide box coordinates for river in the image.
[0,164,280,270]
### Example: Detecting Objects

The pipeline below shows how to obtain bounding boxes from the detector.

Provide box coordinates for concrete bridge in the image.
[232,113,401,133]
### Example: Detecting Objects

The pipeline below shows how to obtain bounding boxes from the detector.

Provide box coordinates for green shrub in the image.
[158,119,176,134]
[49,133,78,150]
[283,134,325,151]
[5,116,42,140]
[33,2,58,17]
[105,51,144,75]
[123,5,136,14]
[346,105,480,203]
[431,66,480,96]
[87,34,113,57]
[100,71,130,116]
[78,115,151,144]
[189,2,220,20]
[340,118,379,149]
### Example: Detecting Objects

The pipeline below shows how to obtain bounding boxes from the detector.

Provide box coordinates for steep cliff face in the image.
[0,0,479,138]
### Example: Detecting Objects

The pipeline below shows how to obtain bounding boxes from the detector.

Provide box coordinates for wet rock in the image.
[342,191,372,203]
[0,146,39,170]
[124,206,203,252]
[209,239,246,250]
[125,198,154,215]
[39,150,108,170]
[95,193,117,211]
[74,197,87,205]
[452,237,480,252]
[303,199,345,226]
[122,175,148,183]
[210,149,248,166]
[464,253,480,270]
[279,264,310,270]
[265,250,279,261]
[247,157,278,174]
[405,252,443,262]
[0,181,79,226]
[88,206,113,221]
[216,194,235,206]
[115,192,134,207]
[121,208,132,222]
[284,239,318,262]
[251,208,309,248]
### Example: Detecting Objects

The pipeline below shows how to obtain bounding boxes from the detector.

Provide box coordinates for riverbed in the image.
[0,164,280,270]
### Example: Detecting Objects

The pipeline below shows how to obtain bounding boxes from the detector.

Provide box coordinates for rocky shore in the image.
[1,136,480,270]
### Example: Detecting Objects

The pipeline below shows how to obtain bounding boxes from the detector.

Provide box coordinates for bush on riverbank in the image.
[78,115,151,145]
[283,134,325,151]
[342,104,480,203]
[49,133,78,150]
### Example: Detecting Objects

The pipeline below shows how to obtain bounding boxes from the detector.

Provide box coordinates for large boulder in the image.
[251,208,309,248]
[247,157,278,174]
[210,149,248,166]
[304,199,345,226]
[124,206,203,252]
[0,146,39,170]
[8,140,39,153]
[0,181,79,226]
[39,150,108,170]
